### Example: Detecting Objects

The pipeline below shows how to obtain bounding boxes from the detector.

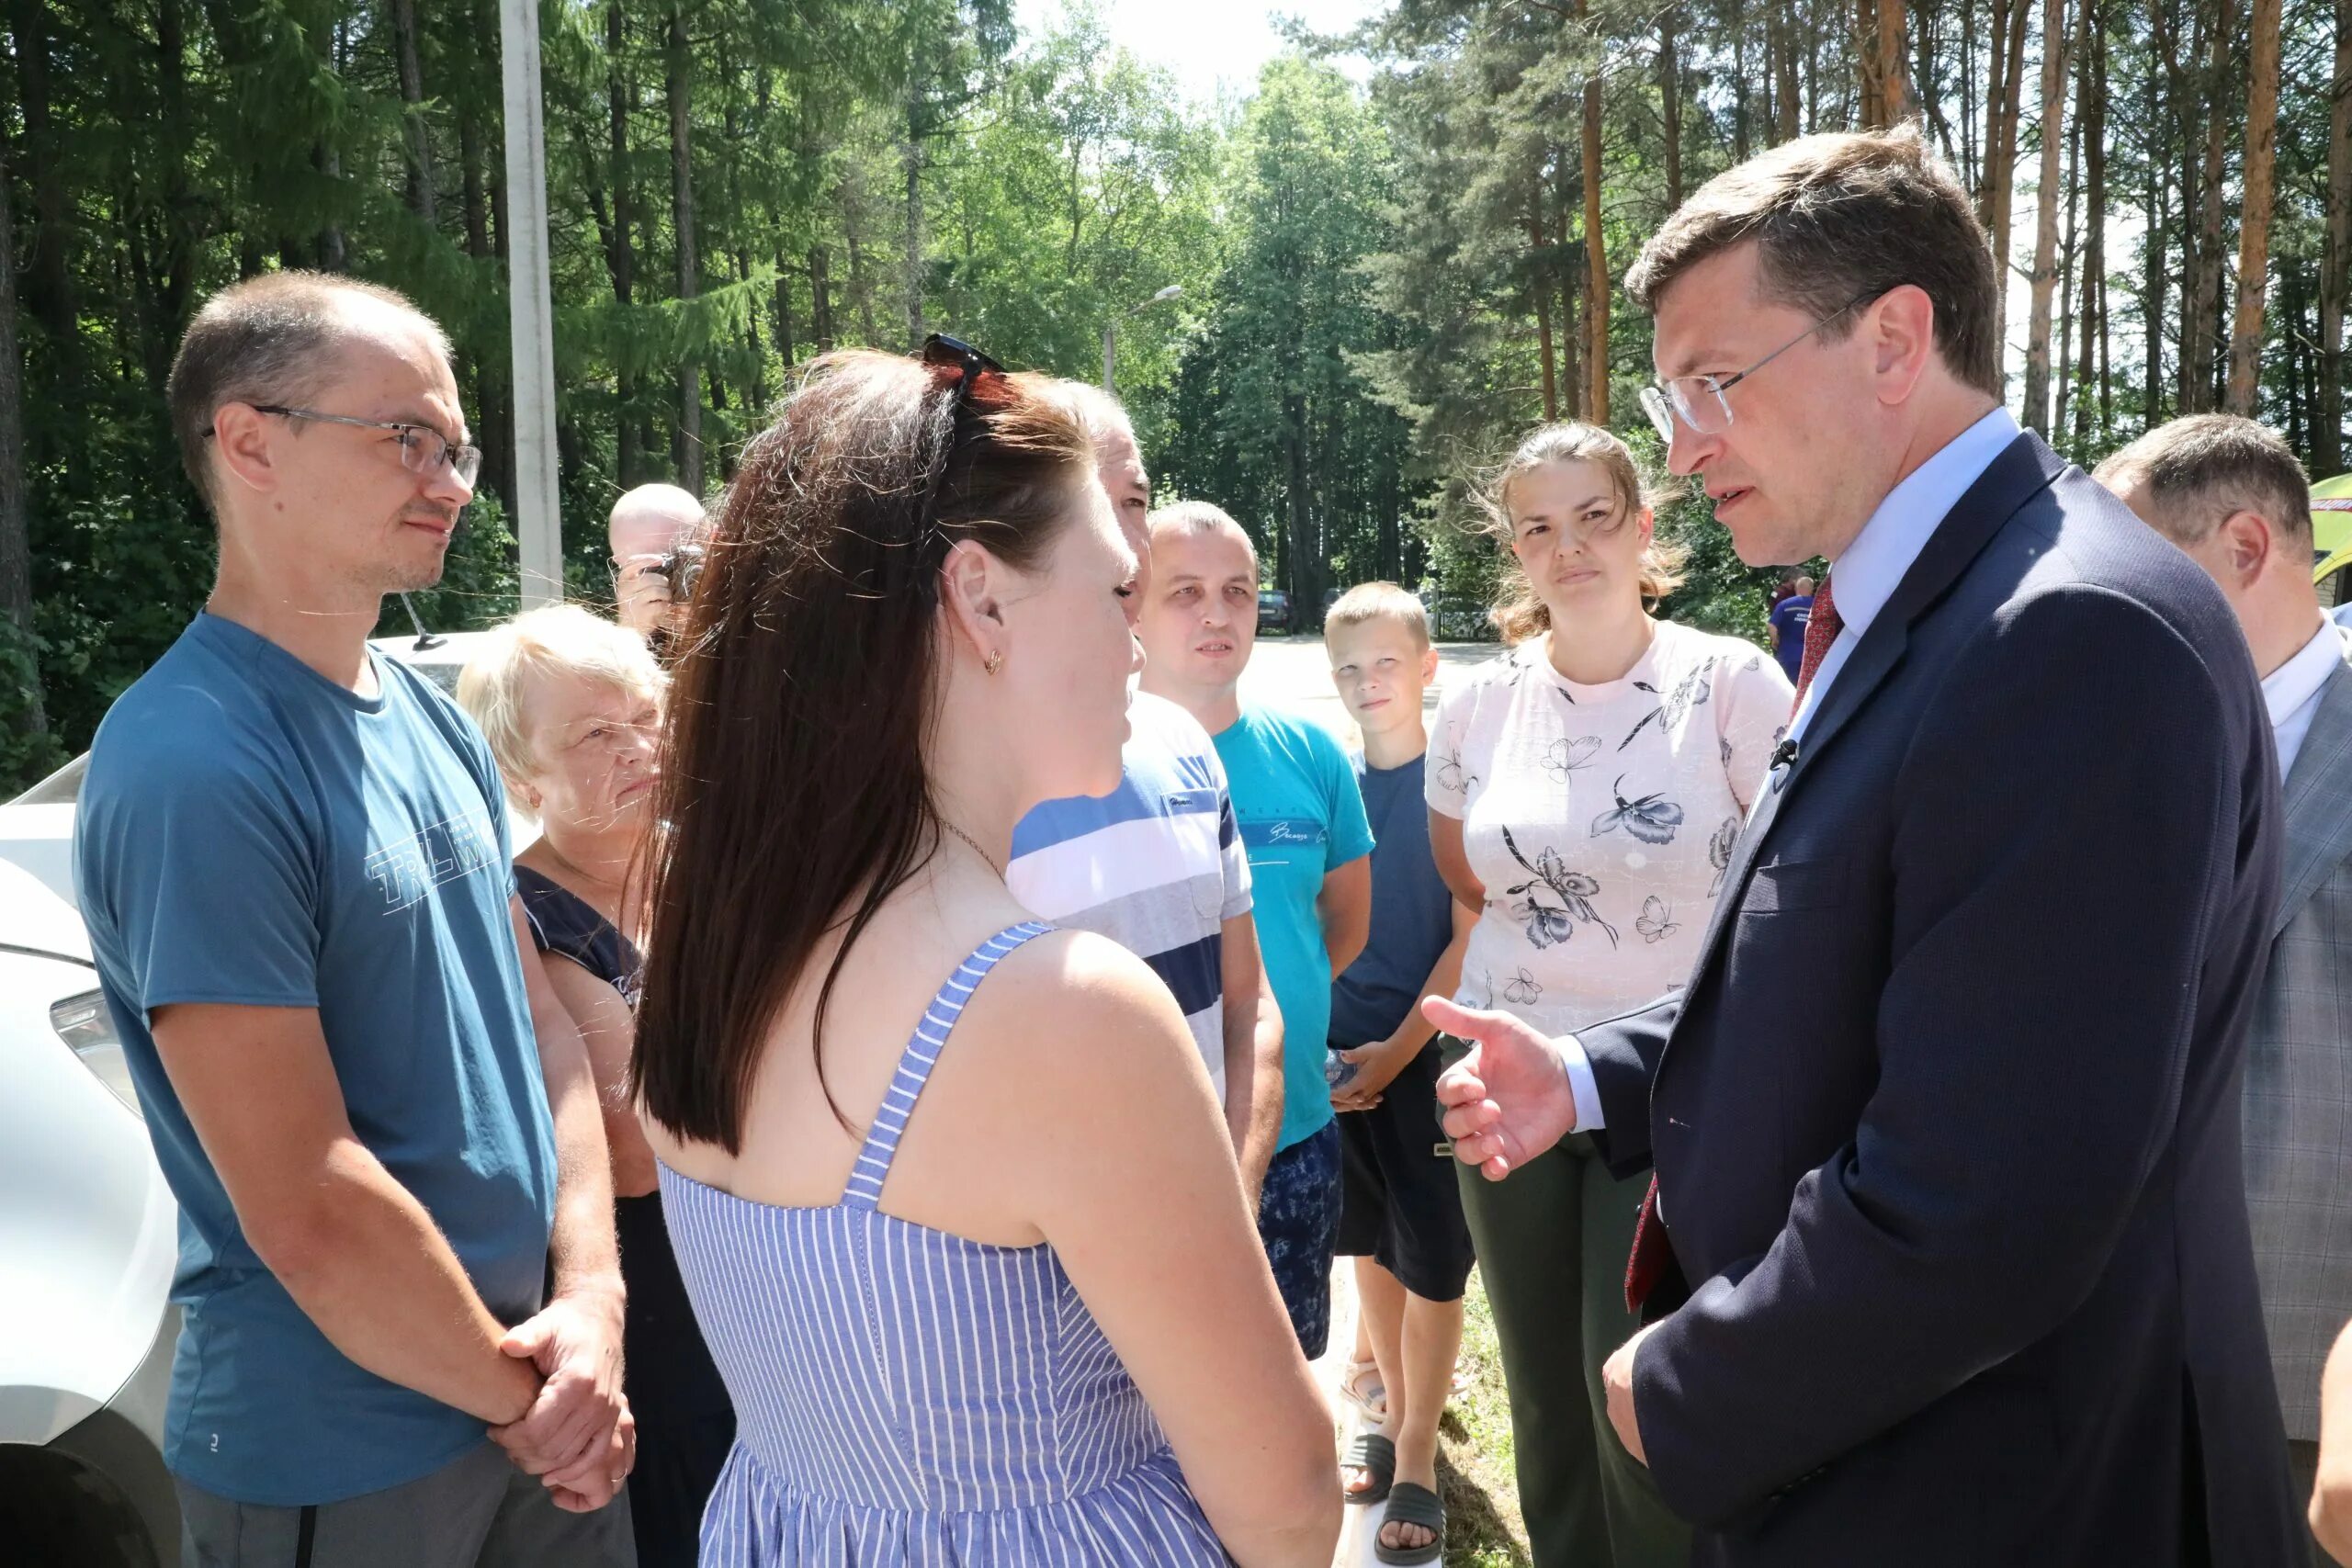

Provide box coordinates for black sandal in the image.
[1343,1431,1396,1506]
[1375,1480,1446,1565]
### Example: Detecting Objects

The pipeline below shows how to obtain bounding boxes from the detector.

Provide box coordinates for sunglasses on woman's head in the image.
[919,333,1005,406]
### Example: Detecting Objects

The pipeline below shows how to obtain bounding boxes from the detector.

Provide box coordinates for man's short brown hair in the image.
[1625,125,2003,400]
[166,271,447,508]
[2093,415,2313,558]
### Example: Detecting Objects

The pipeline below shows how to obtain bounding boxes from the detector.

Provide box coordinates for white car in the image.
[0,860,180,1563]
[0,626,495,1561]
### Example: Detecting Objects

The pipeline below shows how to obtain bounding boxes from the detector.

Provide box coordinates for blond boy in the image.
[1324,582,1476,1563]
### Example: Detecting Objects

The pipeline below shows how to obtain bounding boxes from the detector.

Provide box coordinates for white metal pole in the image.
[500,0,563,608]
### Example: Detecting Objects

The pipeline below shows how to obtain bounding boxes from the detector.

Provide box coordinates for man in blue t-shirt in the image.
[74,274,631,1566]
[1008,384,1283,1203]
[1136,500,1374,1357]
[1768,571,1815,683]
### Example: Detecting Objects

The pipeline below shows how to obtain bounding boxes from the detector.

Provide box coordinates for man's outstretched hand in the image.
[1426,996,1577,1179]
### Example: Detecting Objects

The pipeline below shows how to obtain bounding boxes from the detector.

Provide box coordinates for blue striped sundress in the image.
[659,922,1235,1566]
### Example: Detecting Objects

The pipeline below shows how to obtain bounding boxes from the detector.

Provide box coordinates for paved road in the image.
[1237,634,1498,743]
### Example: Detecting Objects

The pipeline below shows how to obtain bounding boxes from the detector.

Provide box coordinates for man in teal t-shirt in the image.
[1137,502,1373,1356]
[75,273,632,1567]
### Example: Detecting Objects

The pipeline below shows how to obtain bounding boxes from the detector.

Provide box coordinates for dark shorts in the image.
[1335,1037,1476,1302]
[1256,1117,1344,1358]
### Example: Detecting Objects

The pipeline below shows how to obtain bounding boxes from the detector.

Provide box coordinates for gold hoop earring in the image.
[984,650,1004,676]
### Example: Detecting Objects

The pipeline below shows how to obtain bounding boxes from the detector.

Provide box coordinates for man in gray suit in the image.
[2099,415,2348,1560]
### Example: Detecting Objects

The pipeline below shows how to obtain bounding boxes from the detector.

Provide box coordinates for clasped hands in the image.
[491,1280,635,1512]
[1424,994,1654,1467]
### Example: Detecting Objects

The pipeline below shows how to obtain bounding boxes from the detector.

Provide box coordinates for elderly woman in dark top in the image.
[458,604,730,1568]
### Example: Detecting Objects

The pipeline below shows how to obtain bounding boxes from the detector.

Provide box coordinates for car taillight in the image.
[51,989,142,1121]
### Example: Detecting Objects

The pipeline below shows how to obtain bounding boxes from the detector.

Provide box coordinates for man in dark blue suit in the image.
[1430,126,2303,1566]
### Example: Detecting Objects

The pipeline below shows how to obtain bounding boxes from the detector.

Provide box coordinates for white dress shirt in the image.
[1555,405,2023,1136]
[2266,615,2347,779]
[1790,405,2024,741]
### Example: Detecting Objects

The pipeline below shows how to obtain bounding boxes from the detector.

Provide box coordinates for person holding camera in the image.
[608,483,707,652]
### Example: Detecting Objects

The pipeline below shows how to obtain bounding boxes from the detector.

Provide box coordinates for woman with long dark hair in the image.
[632,344,1338,1568]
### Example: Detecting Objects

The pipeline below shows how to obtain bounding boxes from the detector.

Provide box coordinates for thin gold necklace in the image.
[940,818,1002,881]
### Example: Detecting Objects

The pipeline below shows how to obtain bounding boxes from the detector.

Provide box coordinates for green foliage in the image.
[6,0,2347,796]
[1159,57,1419,612]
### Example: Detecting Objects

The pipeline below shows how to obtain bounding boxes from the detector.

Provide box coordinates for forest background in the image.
[0,0,2333,792]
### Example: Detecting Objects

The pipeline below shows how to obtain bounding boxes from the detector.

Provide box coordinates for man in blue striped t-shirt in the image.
[1009,383,1284,1201]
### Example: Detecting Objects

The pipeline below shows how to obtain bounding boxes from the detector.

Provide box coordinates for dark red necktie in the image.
[1792,575,1844,709]
[1625,576,1843,1314]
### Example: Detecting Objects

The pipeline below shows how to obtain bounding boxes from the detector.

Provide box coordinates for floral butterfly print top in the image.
[1427,619,1792,1037]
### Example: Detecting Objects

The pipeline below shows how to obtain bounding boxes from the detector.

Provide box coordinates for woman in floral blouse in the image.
[1426,423,1791,1568]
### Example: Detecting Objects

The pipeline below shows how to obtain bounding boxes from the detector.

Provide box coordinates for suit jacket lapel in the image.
[2271,636,2352,938]
[1682,433,2069,991]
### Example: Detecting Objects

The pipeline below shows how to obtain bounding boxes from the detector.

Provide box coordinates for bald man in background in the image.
[607,484,706,646]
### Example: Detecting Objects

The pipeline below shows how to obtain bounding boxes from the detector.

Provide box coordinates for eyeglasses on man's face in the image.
[1639,290,1883,446]
[214,404,483,488]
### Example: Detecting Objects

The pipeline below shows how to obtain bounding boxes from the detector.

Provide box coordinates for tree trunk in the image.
[1530,209,1558,421]
[735,247,765,416]
[2159,0,2200,412]
[2022,0,2067,433]
[148,0,198,375]
[1284,394,1315,611]
[903,80,927,347]
[313,142,346,270]
[1660,9,1683,209]
[1736,0,1753,162]
[2055,60,2082,441]
[1962,0,1981,187]
[667,5,702,494]
[1990,0,2031,331]
[0,141,44,740]
[6,0,72,346]
[1860,0,1884,128]
[391,0,435,223]
[605,0,644,488]
[1775,5,1800,141]
[460,105,492,259]
[843,196,881,344]
[1981,0,2011,221]
[2322,0,2351,473]
[1881,0,1910,123]
[1735,0,1755,161]
[2226,0,2283,414]
[2074,0,2109,446]
[2188,0,2233,412]
[809,244,835,350]
[773,257,795,369]
[606,2,636,307]
[1554,159,1580,418]
[2144,67,2170,423]
[1578,0,1609,424]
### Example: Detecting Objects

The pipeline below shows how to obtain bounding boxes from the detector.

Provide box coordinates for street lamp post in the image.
[500,0,562,607]
[1102,285,1185,393]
